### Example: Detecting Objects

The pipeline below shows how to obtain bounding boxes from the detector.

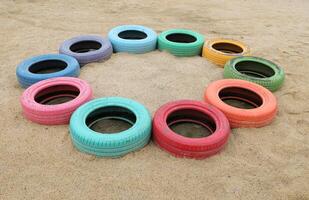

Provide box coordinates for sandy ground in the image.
[1,0,309,199]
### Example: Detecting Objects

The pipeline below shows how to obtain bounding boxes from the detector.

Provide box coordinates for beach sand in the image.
[0,0,308,199]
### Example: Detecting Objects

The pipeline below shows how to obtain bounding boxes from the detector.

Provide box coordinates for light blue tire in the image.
[108,25,157,54]
[69,97,152,157]
[16,54,80,88]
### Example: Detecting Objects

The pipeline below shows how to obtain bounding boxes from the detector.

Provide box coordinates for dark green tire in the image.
[223,56,285,91]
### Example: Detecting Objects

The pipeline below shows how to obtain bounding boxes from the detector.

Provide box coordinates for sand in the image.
[0,0,309,199]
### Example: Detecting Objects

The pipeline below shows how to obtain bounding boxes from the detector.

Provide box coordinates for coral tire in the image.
[204,79,277,128]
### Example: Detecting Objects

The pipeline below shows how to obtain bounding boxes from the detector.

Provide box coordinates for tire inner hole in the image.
[86,106,136,134]
[235,60,275,78]
[70,40,102,53]
[167,109,216,138]
[34,84,80,105]
[118,30,147,40]
[219,87,263,109]
[166,33,197,43]
[29,60,67,74]
[212,42,243,54]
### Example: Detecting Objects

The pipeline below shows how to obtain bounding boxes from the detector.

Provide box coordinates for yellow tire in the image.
[202,38,250,67]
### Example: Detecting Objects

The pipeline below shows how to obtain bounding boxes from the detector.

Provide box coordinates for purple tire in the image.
[59,35,113,66]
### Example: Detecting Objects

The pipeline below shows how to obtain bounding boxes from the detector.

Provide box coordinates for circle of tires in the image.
[59,35,113,66]
[16,25,286,159]
[16,54,80,88]
[223,56,285,91]
[153,100,230,159]
[69,97,152,157]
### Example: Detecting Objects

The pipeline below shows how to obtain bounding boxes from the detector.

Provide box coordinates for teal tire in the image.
[158,29,204,57]
[69,97,152,157]
[223,56,285,91]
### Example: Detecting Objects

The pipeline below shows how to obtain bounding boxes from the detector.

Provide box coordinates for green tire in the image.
[223,56,285,91]
[158,29,204,57]
[69,97,151,157]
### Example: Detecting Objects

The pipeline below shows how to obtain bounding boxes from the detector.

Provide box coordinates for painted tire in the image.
[70,97,152,157]
[59,35,113,65]
[204,79,277,128]
[224,56,285,91]
[158,29,205,57]
[20,77,92,125]
[16,54,80,88]
[108,25,157,54]
[153,100,230,159]
[202,38,250,67]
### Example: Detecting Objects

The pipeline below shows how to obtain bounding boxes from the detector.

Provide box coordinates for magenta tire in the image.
[20,77,93,125]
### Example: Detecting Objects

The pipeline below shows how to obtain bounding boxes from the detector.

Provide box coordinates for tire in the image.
[202,38,250,67]
[108,25,157,54]
[16,54,80,88]
[20,77,92,125]
[224,56,285,91]
[59,35,113,66]
[204,79,277,128]
[69,97,152,157]
[158,29,205,57]
[153,100,230,159]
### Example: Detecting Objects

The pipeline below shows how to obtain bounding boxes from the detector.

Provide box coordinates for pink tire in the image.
[20,77,93,125]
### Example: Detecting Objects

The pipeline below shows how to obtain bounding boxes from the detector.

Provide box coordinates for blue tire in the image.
[108,25,157,54]
[16,54,80,88]
[69,97,152,157]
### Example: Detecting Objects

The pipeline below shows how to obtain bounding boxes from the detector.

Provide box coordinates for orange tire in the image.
[204,79,277,128]
[202,38,250,67]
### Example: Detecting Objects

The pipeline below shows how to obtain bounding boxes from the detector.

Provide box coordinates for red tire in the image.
[204,79,277,128]
[153,100,231,159]
[20,77,93,125]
